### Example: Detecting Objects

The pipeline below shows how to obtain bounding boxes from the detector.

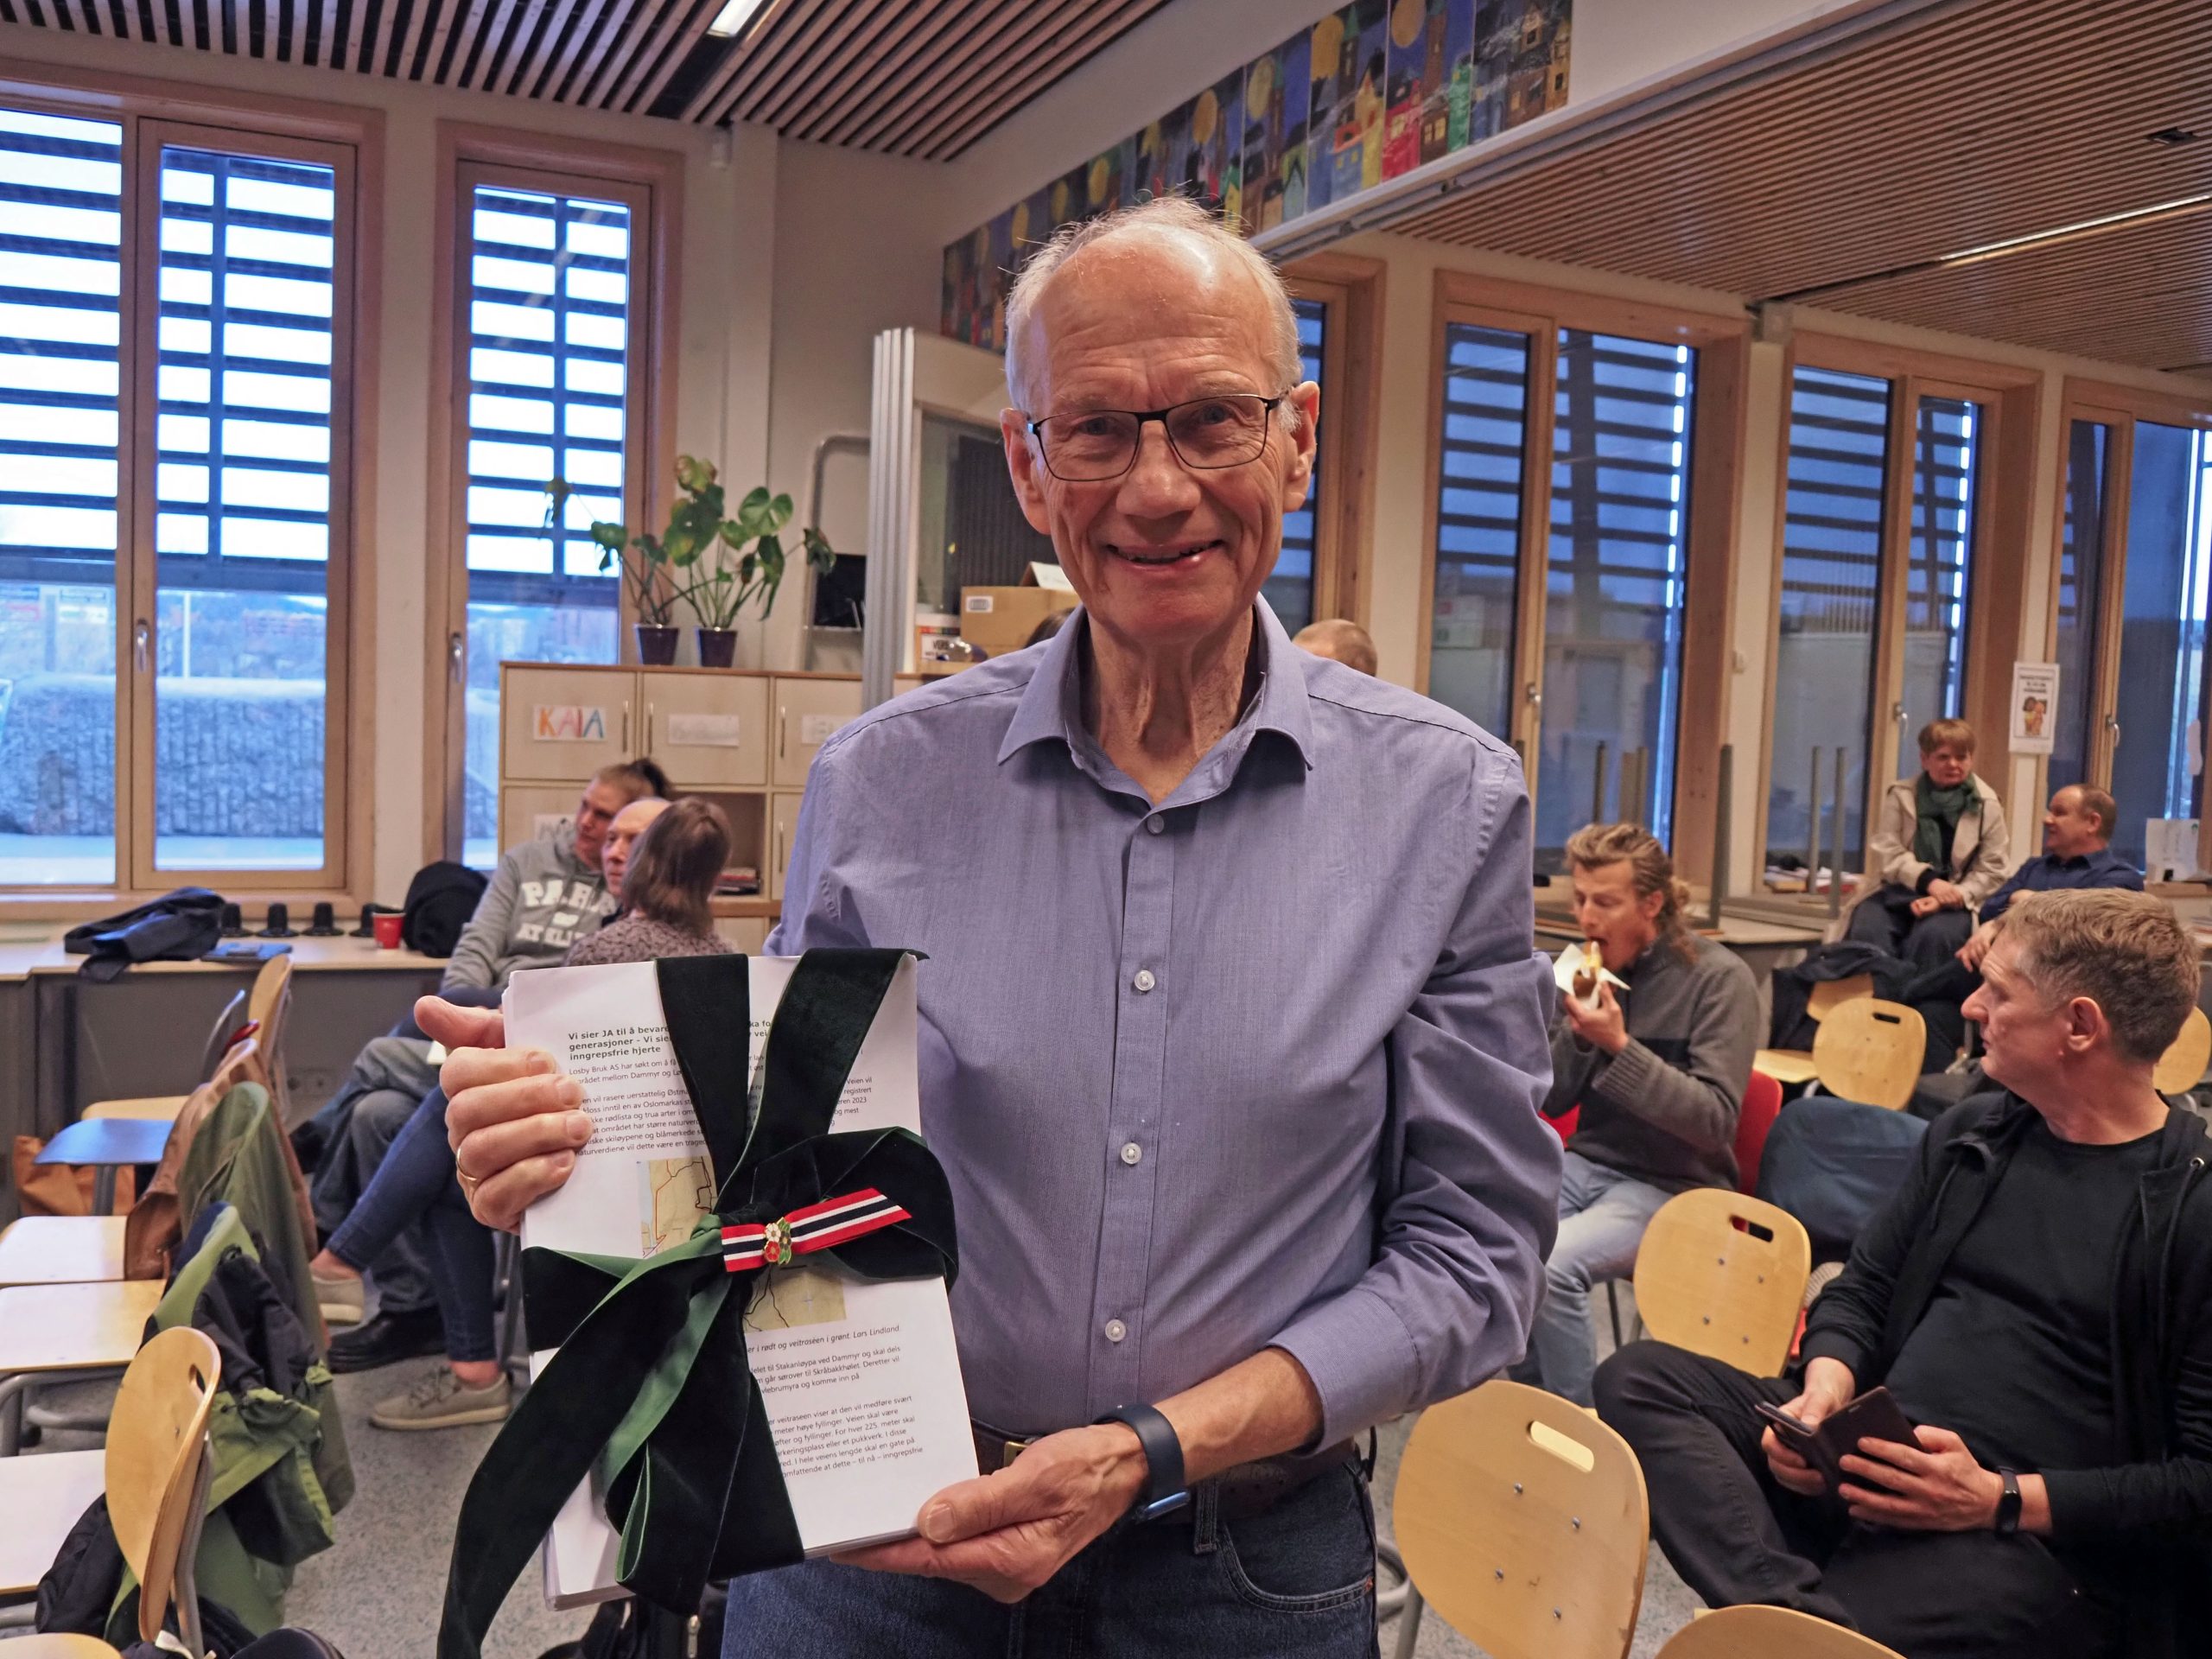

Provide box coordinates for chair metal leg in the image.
[1375,1538,1408,1618]
[1605,1280,1625,1349]
[1389,1582,1424,1659]
[93,1163,118,1216]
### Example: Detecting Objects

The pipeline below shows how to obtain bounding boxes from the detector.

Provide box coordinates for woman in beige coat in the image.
[1834,718,2010,964]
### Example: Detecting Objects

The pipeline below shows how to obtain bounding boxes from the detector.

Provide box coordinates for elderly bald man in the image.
[419,195,1558,1655]
[1292,617,1378,676]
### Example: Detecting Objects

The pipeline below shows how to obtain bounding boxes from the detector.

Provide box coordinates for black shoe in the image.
[326,1305,446,1374]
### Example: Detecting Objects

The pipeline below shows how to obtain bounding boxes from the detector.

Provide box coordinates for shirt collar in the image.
[996,601,1316,773]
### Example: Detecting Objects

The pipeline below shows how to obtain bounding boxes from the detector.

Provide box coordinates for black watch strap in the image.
[1094,1403,1189,1521]
[1994,1467,2022,1535]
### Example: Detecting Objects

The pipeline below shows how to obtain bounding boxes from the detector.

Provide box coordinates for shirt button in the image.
[1120,1141,1142,1166]
[1103,1319,1127,1343]
[1132,969,1156,994]
[1145,815,1165,835]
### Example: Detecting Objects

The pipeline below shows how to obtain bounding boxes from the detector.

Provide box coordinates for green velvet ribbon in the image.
[436,949,957,1659]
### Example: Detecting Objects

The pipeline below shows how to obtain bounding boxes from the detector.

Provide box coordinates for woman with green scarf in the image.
[1837,718,2012,966]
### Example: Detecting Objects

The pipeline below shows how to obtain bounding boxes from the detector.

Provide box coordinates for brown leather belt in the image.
[971,1421,1357,1522]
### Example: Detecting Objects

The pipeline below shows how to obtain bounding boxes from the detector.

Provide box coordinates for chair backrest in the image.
[1734,1071,1785,1197]
[1811,998,1924,1110]
[245,953,292,1033]
[247,955,296,1122]
[1394,1379,1648,1659]
[1654,1603,1907,1658]
[1805,974,1873,1022]
[1633,1188,1812,1376]
[195,988,250,1085]
[106,1323,222,1647]
[2155,1006,2212,1097]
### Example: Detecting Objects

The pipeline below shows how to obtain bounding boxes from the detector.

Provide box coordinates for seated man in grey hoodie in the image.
[308,757,666,1370]
[1515,823,1758,1407]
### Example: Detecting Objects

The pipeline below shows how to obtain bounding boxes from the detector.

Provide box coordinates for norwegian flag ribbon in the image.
[721,1187,912,1273]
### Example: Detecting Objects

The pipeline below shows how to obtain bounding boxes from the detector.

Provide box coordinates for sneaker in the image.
[369,1366,512,1432]
[314,1267,365,1326]
[326,1305,446,1374]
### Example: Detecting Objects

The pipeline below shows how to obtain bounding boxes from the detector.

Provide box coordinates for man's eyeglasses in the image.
[1026,392,1288,483]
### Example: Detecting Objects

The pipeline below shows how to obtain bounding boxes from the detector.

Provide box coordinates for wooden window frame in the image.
[2044,377,2212,867]
[1281,251,1384,630]
[421,123,683,866]
[0,58,383,910]
[1751,334,2040,896]
[1415,270,1751,891]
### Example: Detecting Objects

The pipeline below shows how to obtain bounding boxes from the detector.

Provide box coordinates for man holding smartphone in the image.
[1596,890,2212,1659]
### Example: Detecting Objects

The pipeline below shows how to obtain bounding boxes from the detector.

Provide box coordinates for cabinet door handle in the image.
[774,823,786,877]
[778,706,788,760]
[620,700,631,751]
[646,701,655,753]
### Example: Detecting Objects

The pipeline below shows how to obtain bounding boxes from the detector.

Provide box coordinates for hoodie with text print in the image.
[440,823,616,993]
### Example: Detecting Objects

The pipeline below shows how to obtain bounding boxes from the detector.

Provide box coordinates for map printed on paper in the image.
[637,1157,715,1257]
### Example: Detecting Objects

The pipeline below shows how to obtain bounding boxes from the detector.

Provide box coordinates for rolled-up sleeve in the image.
[1269,741,1561,1444]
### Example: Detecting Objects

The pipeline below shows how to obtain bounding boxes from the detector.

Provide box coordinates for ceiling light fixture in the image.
[706,0,769,38]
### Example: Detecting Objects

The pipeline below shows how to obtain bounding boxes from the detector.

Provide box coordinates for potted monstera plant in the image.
[543,459,835,667]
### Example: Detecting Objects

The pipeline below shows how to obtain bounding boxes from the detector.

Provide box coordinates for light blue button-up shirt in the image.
[766,604,1560,1446]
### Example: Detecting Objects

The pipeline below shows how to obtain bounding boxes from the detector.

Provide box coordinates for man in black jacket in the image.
[1596,888,2212,1659]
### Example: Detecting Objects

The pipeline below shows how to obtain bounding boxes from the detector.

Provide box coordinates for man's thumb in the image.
[416,995,503,1050]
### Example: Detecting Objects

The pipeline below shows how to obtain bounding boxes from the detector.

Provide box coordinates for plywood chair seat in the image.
[1756,976,1874,1088]
[1632,1188,1812,1376]
[1656,1602,1907,1656]
[0,1217,127,1287]
[1390,1379,1648,1659]
[1751,1048,1821,1086]
[0,1281,165,1376]
[1810,997,1925,1112]
[0,1448,106,1595]
[2155,1006,2211,1097]
[83,1095,189,1122]
[2,1634,124,1656]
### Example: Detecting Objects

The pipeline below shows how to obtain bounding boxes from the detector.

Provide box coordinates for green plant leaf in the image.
[589,521,627,550]
[675,454,715,494]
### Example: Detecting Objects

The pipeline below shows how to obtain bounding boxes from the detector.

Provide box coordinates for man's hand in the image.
[1838,1426,2002,1531]
[1562,978,1629,1055]
[1956,926,1993,971]
[1761,1357,1854,1497]
[836,1424,1147,1602]
[1926,878,1966,910]
[416,996,593,1233]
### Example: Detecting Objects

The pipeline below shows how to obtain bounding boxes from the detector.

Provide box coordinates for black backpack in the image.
[401,861,488,958]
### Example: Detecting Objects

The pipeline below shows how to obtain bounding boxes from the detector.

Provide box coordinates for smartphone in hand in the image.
[1757,1388,1916,1493]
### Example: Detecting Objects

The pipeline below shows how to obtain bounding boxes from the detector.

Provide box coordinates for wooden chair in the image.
[1631,1189,1811,1377]
[1655,1603,1907,1657]
[1806,998,1925,1111]
[2155,1006,2212,1097]
[246,954,296,1125]
[85,988,248,1123]
[0,1280,167,1454]
[1755,975,1873,1087]
[0,1325,221,1656]
[1390,1379,1648,1659]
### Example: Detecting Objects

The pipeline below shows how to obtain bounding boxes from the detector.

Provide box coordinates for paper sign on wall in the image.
[2146,818,2202,883]
[799,713,845,747]
[665,713,741,747]
[1027,563,1075,593]
[2008,663,2058,757]
[963,594,995,613]
[534,705,607,743]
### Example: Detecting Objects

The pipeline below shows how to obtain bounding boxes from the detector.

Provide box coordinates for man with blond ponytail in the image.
[1518,823,1758,1406]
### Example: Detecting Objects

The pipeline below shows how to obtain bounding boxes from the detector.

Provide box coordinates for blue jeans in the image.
[1515,1148,1670,1408]
[325,1084,496,1363]
[721,1451,1377,1657]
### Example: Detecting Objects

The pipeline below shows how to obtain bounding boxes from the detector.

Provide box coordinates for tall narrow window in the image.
[1427,321,1530,739]
[1265,296,1326,632]
[2110,422,2212,870]
[1538,329,1694,861]
[2050,420,2111,796]
[152,144,338,871]
[0,108,123,885]
[1765,366,1889,876]
[461,180,633,866]
[1896,395,1980,773]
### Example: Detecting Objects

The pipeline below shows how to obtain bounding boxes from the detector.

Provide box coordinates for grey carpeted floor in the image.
[5,1290,1702,1656]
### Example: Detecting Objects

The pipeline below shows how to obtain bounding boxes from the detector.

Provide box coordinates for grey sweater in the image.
[441,826,618,992]
[1542,931,1759,1193]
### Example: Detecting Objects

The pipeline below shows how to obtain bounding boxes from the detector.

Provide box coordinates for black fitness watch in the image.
[1095,1402,1190,1521]
[1993,1468,2022,1535]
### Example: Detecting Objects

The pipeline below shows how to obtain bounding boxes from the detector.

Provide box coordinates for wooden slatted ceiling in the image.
[0,0,1172,157]
[1387,0,2212,372]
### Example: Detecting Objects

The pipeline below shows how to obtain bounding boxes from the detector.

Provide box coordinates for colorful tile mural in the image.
[940,0,1571,350]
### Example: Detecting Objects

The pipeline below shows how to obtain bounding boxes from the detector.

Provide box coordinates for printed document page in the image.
[505,956,976,1605]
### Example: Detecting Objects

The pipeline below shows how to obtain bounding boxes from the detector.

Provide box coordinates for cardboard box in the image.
[959,567,1079,658]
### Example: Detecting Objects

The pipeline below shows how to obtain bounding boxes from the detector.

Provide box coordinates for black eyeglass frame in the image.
[1024,391,1292,482]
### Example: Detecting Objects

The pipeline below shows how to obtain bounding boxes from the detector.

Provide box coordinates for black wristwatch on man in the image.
[1993,1467,2023,1535]
[1096,1402,1191,1521]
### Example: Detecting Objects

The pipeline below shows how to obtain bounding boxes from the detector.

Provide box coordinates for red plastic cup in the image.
[373,912,403,949]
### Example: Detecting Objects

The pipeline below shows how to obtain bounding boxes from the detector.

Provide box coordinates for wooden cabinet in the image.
[499,783,589,857]
[772,676,861,789]
[502,665,633,783]
[643,671,769,789]
[769,791,803,902]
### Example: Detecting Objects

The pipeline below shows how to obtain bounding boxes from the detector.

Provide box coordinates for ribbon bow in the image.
[437,950,955,1659]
